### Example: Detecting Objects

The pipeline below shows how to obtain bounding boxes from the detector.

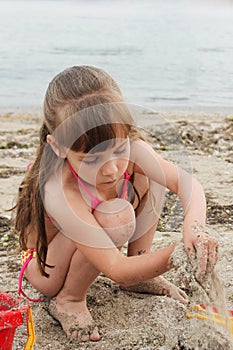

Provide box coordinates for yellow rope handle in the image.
[24,307,36,350]
[189,305,232,320]
[186,305,233,336]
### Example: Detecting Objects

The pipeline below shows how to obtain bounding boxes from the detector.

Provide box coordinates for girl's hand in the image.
[167,284,189,304]
[183,230,219,281]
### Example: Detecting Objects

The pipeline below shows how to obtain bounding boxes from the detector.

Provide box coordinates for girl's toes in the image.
[90,326,101,341]
[77,325,100,342]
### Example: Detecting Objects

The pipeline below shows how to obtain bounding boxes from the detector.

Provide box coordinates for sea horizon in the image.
[1,0,233,117]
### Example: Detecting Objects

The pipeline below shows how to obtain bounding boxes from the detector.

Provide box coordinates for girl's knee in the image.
[94,198,136,246]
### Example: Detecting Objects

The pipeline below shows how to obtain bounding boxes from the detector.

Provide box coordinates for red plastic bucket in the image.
[0,293,30,350]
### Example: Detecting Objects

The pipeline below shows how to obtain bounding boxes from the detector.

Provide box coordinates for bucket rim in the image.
[0,292,30,329]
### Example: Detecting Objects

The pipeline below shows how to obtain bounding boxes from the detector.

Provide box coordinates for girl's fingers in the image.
[179,290,189,304]
[184,234,219,280]
[195,235,219,279]
[184,240,195,257]
[169,285,189,304]
[195,236,208,276]
[206,238,219,273]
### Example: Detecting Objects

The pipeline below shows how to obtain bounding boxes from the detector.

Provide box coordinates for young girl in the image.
[15,66,218,342]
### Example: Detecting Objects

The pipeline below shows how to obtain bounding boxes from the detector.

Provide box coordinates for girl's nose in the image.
[101,159,118,176]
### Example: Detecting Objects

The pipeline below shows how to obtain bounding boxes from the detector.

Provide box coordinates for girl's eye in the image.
[114,145,128,155]
[83,157,99,165]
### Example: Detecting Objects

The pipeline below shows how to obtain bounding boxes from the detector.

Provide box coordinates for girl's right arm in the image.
[76,240,175,287]
[44,180,175,286]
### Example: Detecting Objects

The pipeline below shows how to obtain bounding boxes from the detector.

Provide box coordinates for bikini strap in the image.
[121,171,131,200]
[18,249,42,302]
[67,161,101,212]
[92,171,131,210]
[68,161,131,211]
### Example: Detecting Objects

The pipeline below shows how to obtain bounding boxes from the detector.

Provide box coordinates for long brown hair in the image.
[14,66,142,276]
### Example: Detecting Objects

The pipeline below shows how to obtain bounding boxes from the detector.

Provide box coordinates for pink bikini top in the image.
[67,161,131,212]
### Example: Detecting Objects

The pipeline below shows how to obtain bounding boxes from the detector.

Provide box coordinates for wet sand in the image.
[0,112,232,349]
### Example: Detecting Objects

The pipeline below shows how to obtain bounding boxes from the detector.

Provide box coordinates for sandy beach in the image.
[0,112,232,349]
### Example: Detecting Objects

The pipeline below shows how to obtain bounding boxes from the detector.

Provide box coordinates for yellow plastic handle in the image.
[24,307,36,350]
[186,305,233,336]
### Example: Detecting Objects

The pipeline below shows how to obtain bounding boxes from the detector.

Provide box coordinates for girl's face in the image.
[66,138,130,189]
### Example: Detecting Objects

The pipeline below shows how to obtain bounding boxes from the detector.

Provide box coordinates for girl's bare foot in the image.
[48,298,100,342]
[121,276,189,304]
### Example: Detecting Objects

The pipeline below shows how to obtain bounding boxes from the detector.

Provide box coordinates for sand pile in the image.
[8,241,232,350]
[170,241,233,350]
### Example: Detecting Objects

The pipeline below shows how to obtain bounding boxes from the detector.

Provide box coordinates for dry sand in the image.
[0,112,232,349]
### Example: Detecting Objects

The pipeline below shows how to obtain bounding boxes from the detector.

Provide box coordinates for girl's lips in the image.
[103,179,117,184]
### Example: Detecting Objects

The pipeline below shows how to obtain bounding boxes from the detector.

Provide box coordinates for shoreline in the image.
[1,105,233,121]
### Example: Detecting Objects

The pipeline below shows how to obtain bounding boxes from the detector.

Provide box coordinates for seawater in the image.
[0,0,233,115]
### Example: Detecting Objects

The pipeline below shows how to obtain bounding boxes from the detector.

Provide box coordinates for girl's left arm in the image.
[175,166,218,278]
[131,140,218,277]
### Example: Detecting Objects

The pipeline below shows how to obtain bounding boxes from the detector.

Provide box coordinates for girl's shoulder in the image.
[129,139,156,172]
[44,165,88,220]
[130,138,155,158]
[130,138,163,164]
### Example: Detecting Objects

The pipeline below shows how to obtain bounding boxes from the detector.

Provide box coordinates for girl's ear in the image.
[46,135,67,158]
